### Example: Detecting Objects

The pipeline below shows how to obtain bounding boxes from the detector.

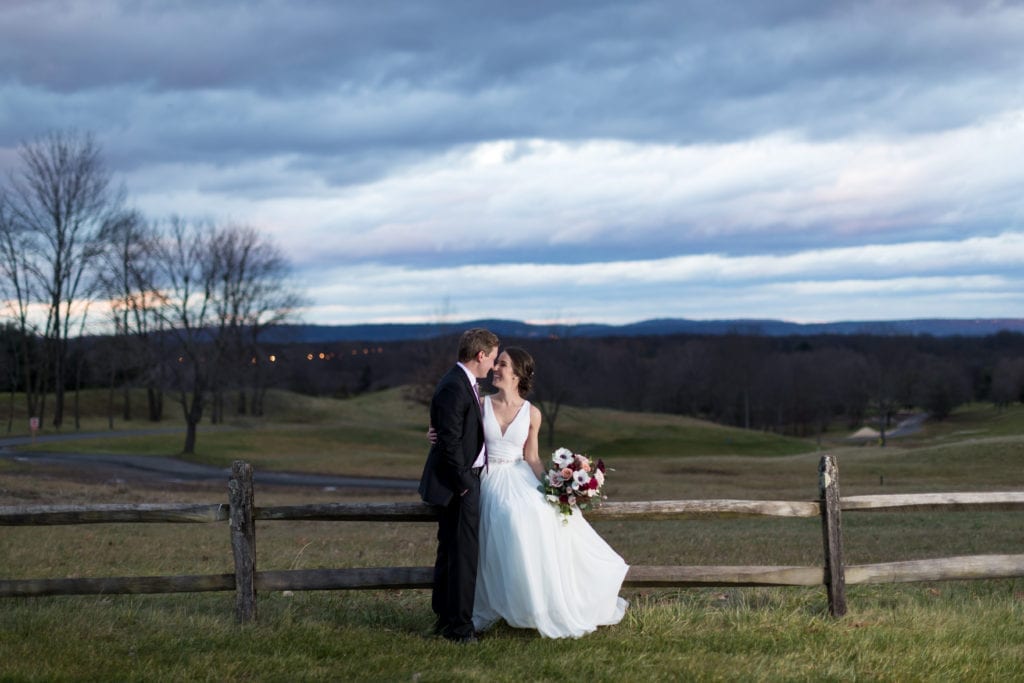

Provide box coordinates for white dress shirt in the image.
[457,362,487,469]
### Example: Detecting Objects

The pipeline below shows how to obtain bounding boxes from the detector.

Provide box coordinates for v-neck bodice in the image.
[483,396,530,464]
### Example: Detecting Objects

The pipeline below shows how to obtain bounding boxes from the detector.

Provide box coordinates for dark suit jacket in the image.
[418,364,483,506]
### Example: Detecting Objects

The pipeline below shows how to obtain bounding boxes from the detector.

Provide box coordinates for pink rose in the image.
[561,468,573,479]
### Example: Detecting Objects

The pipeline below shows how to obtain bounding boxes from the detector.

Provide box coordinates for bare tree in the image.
[532,336,580,449]
[70,300,94,430]
[153,217,301,453]
[152,217,219,453]
[404,298,458,407]
[711,334,767,429]
[991,357,1024,409]
[0,189,46,429]
[913,354,971,420]
[208,224,303,420]
[4,130,119,429]
[867,356,902,447]
[96,209,166,426]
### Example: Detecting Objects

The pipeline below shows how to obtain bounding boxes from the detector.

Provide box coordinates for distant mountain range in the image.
[261,318,1024,343]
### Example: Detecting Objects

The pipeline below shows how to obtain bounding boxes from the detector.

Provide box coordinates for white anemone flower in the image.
[553,447,574,468]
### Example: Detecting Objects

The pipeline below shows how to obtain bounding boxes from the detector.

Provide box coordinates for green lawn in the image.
[2,389,1024,680]
[2,584,1022,681]
[9,387,821,481]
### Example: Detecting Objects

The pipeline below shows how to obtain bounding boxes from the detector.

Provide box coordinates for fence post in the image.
[229,460,257,624]
[818,454,847,617]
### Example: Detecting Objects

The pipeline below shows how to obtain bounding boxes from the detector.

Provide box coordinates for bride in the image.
[462,346,629,639]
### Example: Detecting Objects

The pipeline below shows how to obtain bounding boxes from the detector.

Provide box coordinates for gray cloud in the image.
[5,2,1021,146]
[2,0,1023,323]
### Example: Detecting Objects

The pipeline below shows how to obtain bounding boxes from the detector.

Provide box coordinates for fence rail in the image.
[12,491,1021,526]
[2,456,1023,623]
[0,503,230,525]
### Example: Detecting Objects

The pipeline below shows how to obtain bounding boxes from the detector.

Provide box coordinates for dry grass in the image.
[2,391,1024,680]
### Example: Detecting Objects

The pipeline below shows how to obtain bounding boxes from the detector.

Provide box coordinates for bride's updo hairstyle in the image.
[505,346,535,396]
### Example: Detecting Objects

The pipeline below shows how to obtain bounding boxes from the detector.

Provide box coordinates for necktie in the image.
[473,382,487,468]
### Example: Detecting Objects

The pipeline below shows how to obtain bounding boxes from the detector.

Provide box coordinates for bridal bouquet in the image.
[538,447,606,520]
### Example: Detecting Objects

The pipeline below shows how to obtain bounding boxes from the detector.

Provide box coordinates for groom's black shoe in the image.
[420,616,447,638]
[441,625,479,644]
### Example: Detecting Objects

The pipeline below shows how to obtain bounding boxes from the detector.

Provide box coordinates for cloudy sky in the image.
[2,0,1023,326]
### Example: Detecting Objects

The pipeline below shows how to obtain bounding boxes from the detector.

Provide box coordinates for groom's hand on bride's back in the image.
[426,425,467,495]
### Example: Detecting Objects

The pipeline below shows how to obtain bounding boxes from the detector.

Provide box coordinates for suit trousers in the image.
[431,474,481,638]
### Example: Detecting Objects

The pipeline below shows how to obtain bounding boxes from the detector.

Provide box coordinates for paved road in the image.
[0,427,189,448]
[887,412,929,438]
[844,412,929,443]
[0,429,418,491]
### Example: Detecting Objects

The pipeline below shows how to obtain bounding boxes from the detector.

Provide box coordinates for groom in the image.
[419,327,499,642]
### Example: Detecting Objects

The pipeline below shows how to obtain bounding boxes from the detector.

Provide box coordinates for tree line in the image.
[0,130,303,452]
[517,332,1024,445]
[237,330,1024,447]
[4,133,1023,453]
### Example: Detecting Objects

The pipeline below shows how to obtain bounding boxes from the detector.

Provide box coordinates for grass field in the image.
[2,389,1024,681]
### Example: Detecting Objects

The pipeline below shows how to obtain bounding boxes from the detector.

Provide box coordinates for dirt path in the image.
[0,430,418,492]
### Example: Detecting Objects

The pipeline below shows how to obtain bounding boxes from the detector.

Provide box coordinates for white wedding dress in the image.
[473,396,629,638]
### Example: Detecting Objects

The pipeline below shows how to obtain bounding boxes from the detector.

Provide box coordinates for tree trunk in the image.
[251,386,267,418]
[147,386,163,422]
[122,383,132,421]
[6,387,14,434]
[182,388,204,454]
[107,360,116,430]
[73,351,83,431]
[52,336,64,429]
[21,352,33,427]
[212,390,223,424]
[183,418,198,454]
[37,393,46,435]
[539,400,561,448]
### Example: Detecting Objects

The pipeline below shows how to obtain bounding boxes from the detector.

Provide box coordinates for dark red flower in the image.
[596,459,606,473]
[587,477,599,490]
[559,494,569,504]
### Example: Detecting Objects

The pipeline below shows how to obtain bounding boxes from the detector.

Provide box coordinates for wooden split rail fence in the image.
[2,455,1024,623]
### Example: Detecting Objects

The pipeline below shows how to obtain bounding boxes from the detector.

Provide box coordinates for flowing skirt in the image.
[472,459,629,639]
